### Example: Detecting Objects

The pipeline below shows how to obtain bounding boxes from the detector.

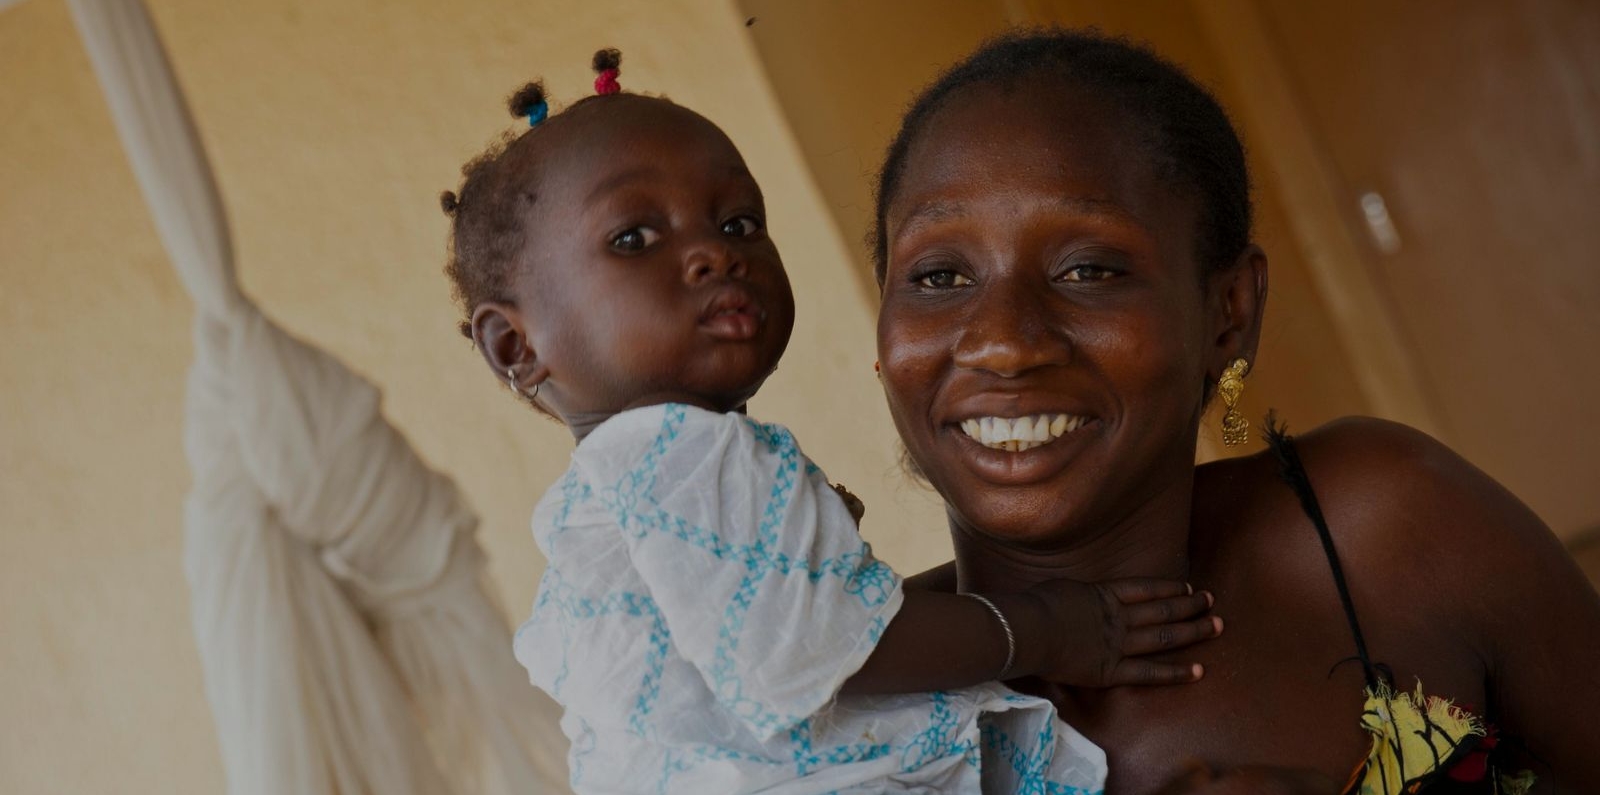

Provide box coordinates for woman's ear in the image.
[471,301,548,389]
[1207,245,1269,374]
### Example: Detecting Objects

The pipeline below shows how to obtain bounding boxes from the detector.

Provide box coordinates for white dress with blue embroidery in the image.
[515,404,1107,794]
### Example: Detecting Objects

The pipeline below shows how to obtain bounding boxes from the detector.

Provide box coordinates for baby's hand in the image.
[830,482,865,523]
[1025,577,1219,687]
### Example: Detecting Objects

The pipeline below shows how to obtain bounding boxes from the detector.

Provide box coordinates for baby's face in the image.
[515,98,795,421]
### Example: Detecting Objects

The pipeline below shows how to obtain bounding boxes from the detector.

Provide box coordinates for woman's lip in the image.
[945,408,1094,423]
[940,393,1097,425]
[941,417,1099,485]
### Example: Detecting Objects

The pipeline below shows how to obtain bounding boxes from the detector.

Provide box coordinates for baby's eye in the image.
[610,227,660,252]
[915,270,974,289]
[720,216,762,238]
[1058,264,1117,282]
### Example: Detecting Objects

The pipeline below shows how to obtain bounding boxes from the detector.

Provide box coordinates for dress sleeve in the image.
[572,404,903,741]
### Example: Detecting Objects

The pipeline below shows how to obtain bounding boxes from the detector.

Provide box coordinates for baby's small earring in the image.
[873,361,881,381]
[507,367,540,400]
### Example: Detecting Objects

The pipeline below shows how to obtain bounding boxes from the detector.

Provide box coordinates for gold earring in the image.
[873,360,881,381]
[1218,357,1250,447]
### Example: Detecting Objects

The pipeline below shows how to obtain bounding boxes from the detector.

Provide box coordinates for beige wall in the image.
[0,1,948,791]
[739,0,1016,302]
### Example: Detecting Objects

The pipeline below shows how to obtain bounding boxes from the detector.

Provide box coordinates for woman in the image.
[871,30,1600,794]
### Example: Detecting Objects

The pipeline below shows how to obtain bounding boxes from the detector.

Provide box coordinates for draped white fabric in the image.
[66,1,570,791]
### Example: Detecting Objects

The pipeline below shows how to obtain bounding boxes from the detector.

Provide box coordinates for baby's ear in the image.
[471,301,541,380]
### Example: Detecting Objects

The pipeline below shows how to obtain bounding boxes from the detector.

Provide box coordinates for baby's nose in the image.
[684,240,746,282]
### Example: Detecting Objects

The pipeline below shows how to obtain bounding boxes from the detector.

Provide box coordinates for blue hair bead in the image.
[527,100,549,127]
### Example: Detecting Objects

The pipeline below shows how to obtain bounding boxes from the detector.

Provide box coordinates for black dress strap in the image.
[1263,417,1383,690]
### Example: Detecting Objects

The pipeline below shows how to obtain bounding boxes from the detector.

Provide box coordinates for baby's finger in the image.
[1107,659,1204,687]
[1123,591,1214,627]
[1123,616,1223,656]
[1101,578,1194,604]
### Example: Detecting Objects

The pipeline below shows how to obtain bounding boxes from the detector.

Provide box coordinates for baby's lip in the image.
[699,283,765,340]
[699,283,764,323]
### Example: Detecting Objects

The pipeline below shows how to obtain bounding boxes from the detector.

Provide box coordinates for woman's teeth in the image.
[958,414,1088,452]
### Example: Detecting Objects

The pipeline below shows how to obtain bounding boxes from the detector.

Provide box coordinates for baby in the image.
[440,51,1220,794]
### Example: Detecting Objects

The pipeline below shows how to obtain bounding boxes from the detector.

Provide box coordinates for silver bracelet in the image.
[962,592,1016,679]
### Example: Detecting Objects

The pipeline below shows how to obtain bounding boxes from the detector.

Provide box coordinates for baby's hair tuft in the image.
[439,190,460,216]
[507,81,547,120]
[592,48,623,95]
[592,48,621,73]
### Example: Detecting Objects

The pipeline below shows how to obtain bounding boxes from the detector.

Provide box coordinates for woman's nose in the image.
[683,236,747,283]
[951,286,1071,377]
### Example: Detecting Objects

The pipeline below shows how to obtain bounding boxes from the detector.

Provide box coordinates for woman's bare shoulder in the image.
[1193,415,1456,518]
[1294,426,1600,778]
[1282,415,1536,537]
[1250,417,1581,627]
[1197,415,1553,608]
[1202,418,1600,780]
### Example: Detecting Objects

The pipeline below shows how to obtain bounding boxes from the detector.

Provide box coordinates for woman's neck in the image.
[950,470,1197,593]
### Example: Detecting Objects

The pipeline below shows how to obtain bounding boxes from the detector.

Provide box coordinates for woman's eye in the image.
[915,270,974,288]
[720,216,762,237]
[610,227,660,252]
[1058,263,1117,282]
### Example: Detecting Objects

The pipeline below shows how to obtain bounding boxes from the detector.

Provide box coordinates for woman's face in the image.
[877,84,1222,547]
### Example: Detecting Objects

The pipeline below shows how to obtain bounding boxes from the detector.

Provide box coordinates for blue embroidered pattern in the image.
[594,406,895,739]
[539,574,668,736]
[518,404,1104,793]
[982,721,1101,795]
[788,719,893,777]
[899,691,972,772]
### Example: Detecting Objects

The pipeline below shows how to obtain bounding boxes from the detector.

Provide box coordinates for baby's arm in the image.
[840,578,1220,695]
[578,407,1216,737]
[901,561,958,592]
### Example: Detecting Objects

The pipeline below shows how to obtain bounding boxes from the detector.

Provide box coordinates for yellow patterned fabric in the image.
[1265,427,1535,795]
[1345,681,1533,795]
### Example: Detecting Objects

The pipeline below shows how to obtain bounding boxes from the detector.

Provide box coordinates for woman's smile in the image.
[940,385,1103,482]
[947,411,1103,486]
[957,412,1094,451]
